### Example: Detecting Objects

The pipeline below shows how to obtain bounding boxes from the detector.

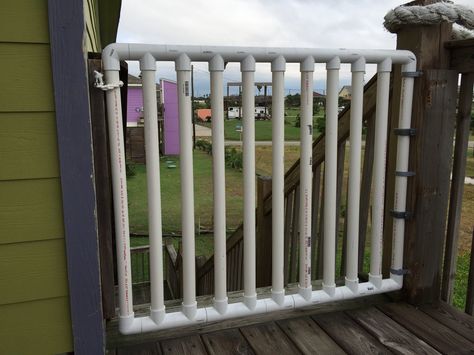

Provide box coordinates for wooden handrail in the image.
[197,225,243,280]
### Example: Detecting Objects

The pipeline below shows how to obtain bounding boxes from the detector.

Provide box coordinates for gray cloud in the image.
[117,0,472,96]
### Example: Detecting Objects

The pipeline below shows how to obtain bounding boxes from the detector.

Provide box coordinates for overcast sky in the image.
[117,0,472,96]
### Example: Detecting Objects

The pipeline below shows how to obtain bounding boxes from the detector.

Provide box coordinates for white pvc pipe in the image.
[120,279,401,334]
[241,56,257,310]
[102,43,416,71]
[104,69,134,322]
[209,55,228,314]
[176,54,197,319]
[345,58,365,292]
[323,57,340,297]
[140,54,165,323]
[369,58,392,289]
[391,63,415,285]
[299,57,315,301]
[101,44,417,335]
[271,56,286,306]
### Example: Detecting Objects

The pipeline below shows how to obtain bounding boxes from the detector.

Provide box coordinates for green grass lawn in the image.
[127,150,243,234]
[200,108,324,141]
[128,140,474,311]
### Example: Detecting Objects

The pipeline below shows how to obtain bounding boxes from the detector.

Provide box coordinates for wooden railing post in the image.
[392,17,458,304]
[256,176,272,287]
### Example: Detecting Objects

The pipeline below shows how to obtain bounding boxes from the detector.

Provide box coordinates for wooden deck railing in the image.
[440,39,474,314]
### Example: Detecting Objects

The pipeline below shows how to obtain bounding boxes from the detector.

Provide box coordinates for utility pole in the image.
[191,64,196,149]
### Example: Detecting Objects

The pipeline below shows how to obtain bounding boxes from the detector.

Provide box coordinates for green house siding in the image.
[0,0,72,354]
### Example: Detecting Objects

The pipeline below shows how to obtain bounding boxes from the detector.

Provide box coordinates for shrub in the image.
[225,147,243,170]
[196,139,212,154]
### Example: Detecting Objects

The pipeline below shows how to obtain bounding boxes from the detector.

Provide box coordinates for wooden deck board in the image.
[277,317,345,354]
[160,335,207,355]
[347,306,440,355]
[419,302,474,342]
[201,328,254,355]
[111,300,474,355]
[312,311,391,354]
[116,342,161,355]
[378,303,474,355]
[240,322,301,354]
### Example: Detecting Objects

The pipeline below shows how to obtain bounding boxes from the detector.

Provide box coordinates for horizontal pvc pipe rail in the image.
[102,43,416,334]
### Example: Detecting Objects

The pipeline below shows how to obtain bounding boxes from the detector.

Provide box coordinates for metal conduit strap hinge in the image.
[390,210,413,220]
[401,70,423,78]
[395,171,416,177]
[394,128,417,136]
[390,268,409,276]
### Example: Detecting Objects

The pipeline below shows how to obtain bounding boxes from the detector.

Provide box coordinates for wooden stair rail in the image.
[196,73,384,294]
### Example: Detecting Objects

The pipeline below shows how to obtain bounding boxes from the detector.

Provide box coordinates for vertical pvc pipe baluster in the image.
[391,63,415,286]
[104,69,134,325]
[299,56,315,301]
[369,58,392,289]
[209,55,228,314]
[176,54,197,319]
[271,56,286,305]
[140,54,166,323]
[345,57,365,293]
[323,57,340,297]
[241,55,257,310]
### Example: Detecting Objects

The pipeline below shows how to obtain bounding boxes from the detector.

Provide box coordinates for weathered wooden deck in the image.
[107,298,474,354]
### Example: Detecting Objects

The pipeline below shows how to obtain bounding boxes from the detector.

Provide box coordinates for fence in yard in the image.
[101,43,416,334]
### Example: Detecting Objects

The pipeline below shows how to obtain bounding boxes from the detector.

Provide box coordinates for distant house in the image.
[339,85,352,100]
[226,106,269,119]
[126,74,161,127]
[160,79,180,155]
[313,91,326,106]
[196,108,212,122]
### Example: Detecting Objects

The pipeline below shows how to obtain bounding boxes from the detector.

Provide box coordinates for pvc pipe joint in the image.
[369,273,383,289]
[241,55,256,72]
[175,53,191,71]
[150,306,166,324]
[244,294,257,310]
[298,286,313,301]
[377,57,392,73]
[300,56,315,72]
[182,301,197,320]
[139,53,156,71]
[209,55,225,72]
[213,297,228,315]
[271,55,286,72]
[271,289,286,306]
[351,57,366,72]
[326,56,341,70]
[345,278,359,293]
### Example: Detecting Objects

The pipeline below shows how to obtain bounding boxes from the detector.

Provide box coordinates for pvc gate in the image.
[101,44,416,334]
